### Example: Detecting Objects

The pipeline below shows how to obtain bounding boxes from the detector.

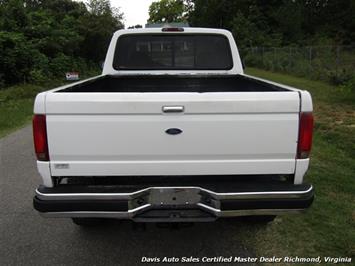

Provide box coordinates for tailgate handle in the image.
[165,128,183,135]
[162,106,184,113]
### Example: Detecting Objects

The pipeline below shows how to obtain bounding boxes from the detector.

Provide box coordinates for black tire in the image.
[71,218,104,226]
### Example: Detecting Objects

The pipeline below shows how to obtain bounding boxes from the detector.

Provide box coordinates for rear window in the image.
[113,34,233,70]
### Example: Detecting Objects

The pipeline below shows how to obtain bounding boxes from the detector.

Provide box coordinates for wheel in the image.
[242,215,276,224]
[71,218,104,226]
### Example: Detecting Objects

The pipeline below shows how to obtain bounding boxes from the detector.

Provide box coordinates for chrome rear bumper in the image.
[34,183,314,222]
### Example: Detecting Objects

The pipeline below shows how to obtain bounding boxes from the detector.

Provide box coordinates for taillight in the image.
[297,112,314,159]
[33,115,49,161]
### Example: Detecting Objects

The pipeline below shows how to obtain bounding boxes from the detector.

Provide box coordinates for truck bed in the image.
[56,75,289,93]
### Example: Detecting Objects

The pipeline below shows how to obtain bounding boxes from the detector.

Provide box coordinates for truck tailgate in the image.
[44,92,300,176]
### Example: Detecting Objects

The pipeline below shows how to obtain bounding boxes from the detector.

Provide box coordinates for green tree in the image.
[187,0,280,47]
[187,0,355,47]
[148,0,187,23]
[0,0,125,86]
[0,32,35,83]
[78,0,124,62]
[87,0,111,16]
[0,0,28,31]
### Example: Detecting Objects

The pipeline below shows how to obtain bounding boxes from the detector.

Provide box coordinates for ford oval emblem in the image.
[165,128,183,135]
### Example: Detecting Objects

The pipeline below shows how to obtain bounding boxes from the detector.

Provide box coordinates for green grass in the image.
[244,68,355,259]
[1,84,39,137]
[0,74,99,137]
[0,82,63,137]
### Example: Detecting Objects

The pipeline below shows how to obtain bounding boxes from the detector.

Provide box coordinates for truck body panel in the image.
[45,90,300,177]
[47,113,299,176]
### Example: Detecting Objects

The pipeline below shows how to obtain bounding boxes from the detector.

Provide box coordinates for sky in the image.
[110,0,155,28]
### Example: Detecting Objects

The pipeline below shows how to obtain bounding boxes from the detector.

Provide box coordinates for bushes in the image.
[0,32,35,85]
[339,76,355,104]
[242,46,355,86]
[0,0,123,88]
[26,53,101,85]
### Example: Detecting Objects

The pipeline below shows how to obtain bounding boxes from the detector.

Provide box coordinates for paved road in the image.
[0,126,255,266]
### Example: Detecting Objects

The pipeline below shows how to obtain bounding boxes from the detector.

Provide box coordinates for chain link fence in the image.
[240,45,355,84]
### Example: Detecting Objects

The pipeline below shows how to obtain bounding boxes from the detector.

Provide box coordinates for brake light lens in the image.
[297,112,314,159]
[33,115,49,161]
[162,27,184,32]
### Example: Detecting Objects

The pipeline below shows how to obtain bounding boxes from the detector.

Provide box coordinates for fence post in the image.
[336,46,340,77]
[309,47,312,69]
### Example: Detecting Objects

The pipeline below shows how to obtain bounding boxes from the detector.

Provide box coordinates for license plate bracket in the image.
[149,188,201,207]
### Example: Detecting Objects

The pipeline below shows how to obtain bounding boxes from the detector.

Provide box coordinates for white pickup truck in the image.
[32,27,314,225]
